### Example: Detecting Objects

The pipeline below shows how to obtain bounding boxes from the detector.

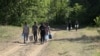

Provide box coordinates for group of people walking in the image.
[66,20,79,31]
[22,22,51,44]
[22,20,79,44]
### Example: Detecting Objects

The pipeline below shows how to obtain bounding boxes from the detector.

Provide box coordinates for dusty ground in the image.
[0,29,56,56]
[0,27,100,56]
[39,29,100,56]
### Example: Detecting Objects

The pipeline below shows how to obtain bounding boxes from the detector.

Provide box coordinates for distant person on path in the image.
[75,20,79,31]
[66,21,69,30]
[68,20,72,31]
[39,23,46,44]
[32,22,38,43]
[23,22,29,44]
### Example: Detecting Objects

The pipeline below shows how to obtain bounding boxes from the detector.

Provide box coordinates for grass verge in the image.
[40,28,100,56]
[0,26,22,42]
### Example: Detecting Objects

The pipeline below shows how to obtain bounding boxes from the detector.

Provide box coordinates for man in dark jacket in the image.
[39,23,46,44]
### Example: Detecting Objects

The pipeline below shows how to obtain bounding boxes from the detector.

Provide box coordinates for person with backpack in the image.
[22,22,29,44]
[32,22,38,43]
[39,23,46,44]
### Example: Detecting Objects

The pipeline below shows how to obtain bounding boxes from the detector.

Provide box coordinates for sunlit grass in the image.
[0,26,22,42]
[94,52,100,56]
[40,28,100,56]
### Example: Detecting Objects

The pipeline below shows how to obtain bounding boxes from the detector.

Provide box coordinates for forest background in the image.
[0,0,100,27]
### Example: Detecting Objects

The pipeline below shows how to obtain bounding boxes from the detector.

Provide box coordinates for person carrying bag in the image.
[45,23,52,40]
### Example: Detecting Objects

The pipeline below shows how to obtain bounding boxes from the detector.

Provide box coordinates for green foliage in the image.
[0,0,100,26]
[0,0,50,26]
[94,16,100,27]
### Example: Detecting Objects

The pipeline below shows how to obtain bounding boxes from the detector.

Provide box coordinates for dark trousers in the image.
[75,25,78,31]
[75,27,78,31]
[40,33,45,44]
[33,31,37,42]
[68,27,71,31]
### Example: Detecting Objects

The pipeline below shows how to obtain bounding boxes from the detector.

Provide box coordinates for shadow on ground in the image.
[52,35,100,43]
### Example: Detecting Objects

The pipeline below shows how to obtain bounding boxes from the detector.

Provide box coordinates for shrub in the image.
[94,16,100,27]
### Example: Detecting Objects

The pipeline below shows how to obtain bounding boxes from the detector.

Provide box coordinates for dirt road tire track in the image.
[0,31,56,56]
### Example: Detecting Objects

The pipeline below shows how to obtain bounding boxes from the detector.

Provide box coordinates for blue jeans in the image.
[23,33,29,43]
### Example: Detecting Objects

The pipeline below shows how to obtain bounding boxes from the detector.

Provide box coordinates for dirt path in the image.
[0,31,56,56]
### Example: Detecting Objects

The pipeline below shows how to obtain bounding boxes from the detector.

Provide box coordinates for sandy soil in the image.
[0,31,56,56]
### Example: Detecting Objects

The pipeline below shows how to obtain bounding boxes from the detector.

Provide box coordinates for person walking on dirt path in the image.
[39,23,46,44]
[32,22,38,43]
[45,23,51,41]
[23,22,29,44]
[66,21,69,30]
[68,20,72,31]
[75,20,79,31]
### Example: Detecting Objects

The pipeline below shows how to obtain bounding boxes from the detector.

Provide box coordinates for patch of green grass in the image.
[0,26,22,42]
[40,31,82,56]
[85,26,98,30]
[94,52,100,56]
[40,29,100,56]
[80,28,99,36]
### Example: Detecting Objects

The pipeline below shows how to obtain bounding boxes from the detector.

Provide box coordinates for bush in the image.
[94,16,100,27]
